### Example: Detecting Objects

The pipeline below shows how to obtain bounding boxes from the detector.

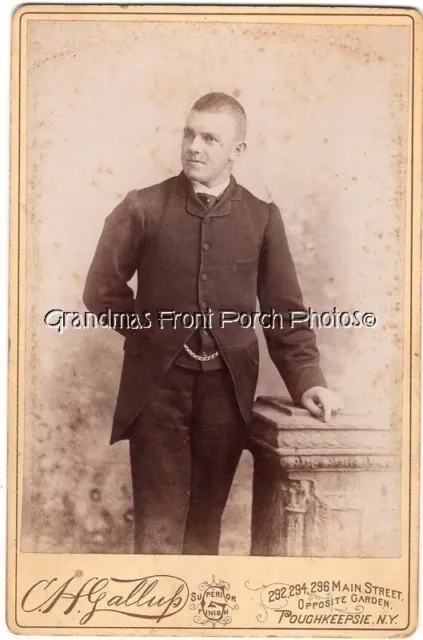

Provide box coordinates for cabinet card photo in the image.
[7,3,422,637]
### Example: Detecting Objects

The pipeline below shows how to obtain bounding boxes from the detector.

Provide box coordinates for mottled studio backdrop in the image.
[22,19,410,553]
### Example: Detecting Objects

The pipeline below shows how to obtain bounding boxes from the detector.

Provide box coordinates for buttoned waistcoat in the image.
[83,172,326,444]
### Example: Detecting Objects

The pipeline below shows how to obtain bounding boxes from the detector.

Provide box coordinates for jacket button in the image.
[201,273,208,281]
[200,301,208,310]
[202,242,210,251]
[203,217,211,224]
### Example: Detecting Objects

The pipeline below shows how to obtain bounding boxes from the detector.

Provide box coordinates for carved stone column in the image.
[249,397,401,557]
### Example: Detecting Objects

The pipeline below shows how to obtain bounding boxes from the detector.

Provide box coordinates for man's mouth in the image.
[186,159,204,164]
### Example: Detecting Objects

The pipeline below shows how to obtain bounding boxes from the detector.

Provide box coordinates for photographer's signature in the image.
[21,573,189,625]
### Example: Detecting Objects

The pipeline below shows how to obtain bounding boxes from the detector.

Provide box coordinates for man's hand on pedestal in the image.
[300,386,344,423]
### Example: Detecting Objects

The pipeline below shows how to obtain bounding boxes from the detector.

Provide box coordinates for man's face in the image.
[181,109,245,188]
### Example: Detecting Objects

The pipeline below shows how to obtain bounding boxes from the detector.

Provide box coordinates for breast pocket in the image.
[233,257,259,274]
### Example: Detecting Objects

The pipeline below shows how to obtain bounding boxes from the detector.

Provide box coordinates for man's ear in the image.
[232,141,247,159]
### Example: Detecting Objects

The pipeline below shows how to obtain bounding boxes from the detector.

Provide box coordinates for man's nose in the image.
[189,135,202,154]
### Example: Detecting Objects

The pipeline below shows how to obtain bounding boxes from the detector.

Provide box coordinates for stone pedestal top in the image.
[250,396,400,471]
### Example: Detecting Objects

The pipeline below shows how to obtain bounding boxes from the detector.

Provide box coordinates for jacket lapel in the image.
[176,171,241,218]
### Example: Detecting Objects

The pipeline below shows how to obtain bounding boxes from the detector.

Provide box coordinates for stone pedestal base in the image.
[249,397,400,557]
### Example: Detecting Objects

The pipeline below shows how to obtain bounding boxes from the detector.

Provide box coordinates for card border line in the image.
[11,6,418,634]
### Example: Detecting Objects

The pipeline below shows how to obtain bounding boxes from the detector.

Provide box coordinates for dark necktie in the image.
[197,192,217,210]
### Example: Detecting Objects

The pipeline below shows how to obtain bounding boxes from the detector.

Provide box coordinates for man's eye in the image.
[204,135,216,143]
[184,131,194,140]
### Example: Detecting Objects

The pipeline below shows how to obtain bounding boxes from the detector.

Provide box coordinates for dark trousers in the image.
[128,363,247,555]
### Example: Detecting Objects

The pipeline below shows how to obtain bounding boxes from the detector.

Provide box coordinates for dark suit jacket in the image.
[83,172,326,444]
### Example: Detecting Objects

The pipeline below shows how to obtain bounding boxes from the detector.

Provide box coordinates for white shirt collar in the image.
[191,177,231,198]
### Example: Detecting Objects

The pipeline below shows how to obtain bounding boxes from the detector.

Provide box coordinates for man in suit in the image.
[83,92,343,556]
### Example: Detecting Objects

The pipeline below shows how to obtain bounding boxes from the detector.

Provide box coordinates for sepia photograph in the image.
[7,3,421,636]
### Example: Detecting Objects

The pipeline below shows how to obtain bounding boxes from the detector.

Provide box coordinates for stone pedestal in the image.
[249,396,401,557]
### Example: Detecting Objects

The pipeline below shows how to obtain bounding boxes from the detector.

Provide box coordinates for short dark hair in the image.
[191,92,247,141]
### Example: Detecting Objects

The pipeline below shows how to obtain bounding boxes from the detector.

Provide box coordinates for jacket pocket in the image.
[123,332,150,356]
[233,256,259,274]
[247,339,260,366]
